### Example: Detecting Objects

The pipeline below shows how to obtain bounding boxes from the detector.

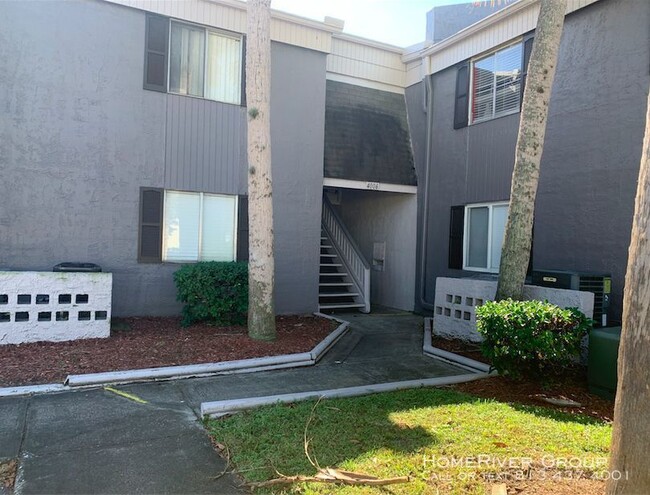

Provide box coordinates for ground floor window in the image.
[138,187,247,264]
[463,202,508,272]
[162,191,237,262]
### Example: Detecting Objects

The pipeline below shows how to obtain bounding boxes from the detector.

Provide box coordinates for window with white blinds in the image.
[206,32,242,105]
[471,43,522,124]
[163,191,237,263]
[169,21,242,105]
[464,202,509,272]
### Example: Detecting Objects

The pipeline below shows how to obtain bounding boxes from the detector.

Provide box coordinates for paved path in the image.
[0,313,466,494]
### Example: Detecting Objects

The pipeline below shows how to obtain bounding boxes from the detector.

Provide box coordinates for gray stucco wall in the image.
[270,43,326,314]
[407,0,650,320]
[0,0,324,316]
[333,190,417,312]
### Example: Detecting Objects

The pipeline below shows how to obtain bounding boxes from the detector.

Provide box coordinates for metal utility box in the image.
[531,270,611,327]
[588,326,620,400]
[53,262,102,273]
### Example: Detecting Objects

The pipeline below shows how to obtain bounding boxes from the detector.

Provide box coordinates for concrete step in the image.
[320,244,333,249]
[319,303,366,310]
[319,272,348,277]
[319,292,359,298]
[320,254,337,258]
[319,282,354,287]
[320,263,342,267]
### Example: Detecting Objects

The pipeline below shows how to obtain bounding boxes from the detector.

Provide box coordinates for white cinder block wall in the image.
[433,277,594,342]
[0,271,112,345]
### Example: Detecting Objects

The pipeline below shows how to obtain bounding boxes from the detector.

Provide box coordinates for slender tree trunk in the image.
[607,90,650,494]
[246,0,276,341]
[495,0,566,301]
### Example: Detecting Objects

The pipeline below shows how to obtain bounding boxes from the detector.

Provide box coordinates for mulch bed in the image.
[431,336,615,423]
[0,315,338,387]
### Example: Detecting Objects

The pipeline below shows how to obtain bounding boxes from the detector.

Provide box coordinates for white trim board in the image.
[323,178,417,194]
[403,0,600,77]
[325,73,404,95]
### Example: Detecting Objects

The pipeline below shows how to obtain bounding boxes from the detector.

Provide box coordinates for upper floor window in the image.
[169,22,242,105]
[470,43,522,124]
[144,15,243,106]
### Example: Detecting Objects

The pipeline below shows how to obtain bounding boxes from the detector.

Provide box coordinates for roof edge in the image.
[402,0,536,63]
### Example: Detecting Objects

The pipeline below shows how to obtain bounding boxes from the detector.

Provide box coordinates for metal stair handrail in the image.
[321,196,370,313]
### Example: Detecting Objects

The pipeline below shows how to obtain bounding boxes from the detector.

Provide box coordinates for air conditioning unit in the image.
[531,270,611,327]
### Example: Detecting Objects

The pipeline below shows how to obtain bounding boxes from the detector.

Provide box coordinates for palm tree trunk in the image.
[607,90,650,494]
[246,0,276,341]
[495,0,567,301]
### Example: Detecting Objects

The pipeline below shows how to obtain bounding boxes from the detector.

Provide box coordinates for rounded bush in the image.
[476,299,592,377]
[174,262,248,327]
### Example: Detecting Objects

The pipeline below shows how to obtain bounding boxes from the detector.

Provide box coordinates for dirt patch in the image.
[488,478,604,495]
[431,335,488,363]
[452,375,614,423]
[0,459,17,491]
[0,315,338,387]
[431,336,614,423]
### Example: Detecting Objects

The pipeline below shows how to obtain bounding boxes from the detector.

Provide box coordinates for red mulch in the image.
[431,336,614,423]
[0,315,338,387]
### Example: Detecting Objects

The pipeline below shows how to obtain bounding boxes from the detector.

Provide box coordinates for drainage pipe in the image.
[419,66,436,311]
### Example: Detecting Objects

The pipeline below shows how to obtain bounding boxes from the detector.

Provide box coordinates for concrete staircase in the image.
[318,229,365,311]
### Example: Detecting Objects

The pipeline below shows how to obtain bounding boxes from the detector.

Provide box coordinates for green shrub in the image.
[476,299,592,378]
[174,262,248,327]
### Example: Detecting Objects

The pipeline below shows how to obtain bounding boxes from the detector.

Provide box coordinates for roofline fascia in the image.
[205,0,344,34]
[402,0,537,64]
[332,32,405,53]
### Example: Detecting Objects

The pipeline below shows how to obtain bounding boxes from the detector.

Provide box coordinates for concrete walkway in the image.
[0,313,467,495]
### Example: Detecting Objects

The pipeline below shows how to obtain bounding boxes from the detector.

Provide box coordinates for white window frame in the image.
[162,190,239,263]
[167,20,243,105]
[468,39,523,125]
[462,201,509,273]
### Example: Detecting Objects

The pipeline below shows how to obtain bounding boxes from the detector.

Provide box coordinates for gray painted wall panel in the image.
[334,191,417,311]
[0,0,325,316]
[0,0,176,316]
[270,43,326,314]
[533,0,649,321]
[164,95,246,195]
[407,0,650,319]
[404,82,428,311]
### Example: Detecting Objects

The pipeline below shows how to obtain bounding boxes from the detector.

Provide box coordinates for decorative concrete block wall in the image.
[0,271,112,345]
[433,277,594,342]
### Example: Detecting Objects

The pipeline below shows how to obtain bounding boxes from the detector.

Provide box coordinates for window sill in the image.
[469,108,520,127]
[462,267,499,274]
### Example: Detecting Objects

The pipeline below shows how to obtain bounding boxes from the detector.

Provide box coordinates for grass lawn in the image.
[206,388,612,494]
